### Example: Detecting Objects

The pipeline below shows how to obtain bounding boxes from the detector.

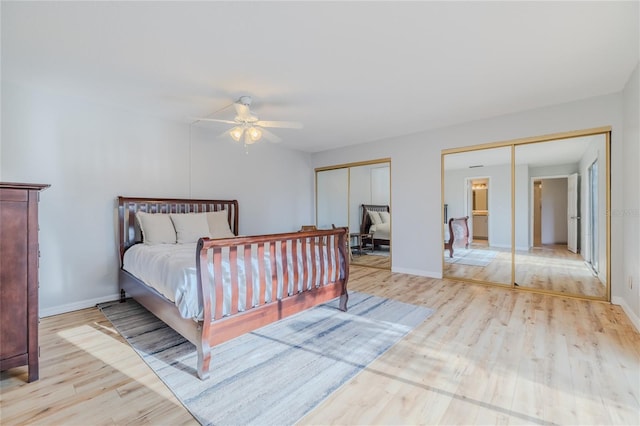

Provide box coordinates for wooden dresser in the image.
[0,182,49,382]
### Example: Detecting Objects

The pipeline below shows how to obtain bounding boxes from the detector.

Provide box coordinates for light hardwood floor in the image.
[1,266,638,425]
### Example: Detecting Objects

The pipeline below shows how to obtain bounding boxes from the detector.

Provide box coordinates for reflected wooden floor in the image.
[351,253,390,269]
[444,243,606,297]
[516,244,605,297]
[351,245,390,269]
[1,266,637,425]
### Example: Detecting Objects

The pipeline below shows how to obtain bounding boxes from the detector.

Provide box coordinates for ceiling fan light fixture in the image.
[244,131,257,145]
[248,126,262,142]
[229,126,244,142]
[194,96,301,149]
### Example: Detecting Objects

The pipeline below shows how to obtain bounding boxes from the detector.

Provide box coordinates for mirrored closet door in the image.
[316,159,391,270]
[442,128,610,301]
[513,134,609,298]
[442,146,512,286]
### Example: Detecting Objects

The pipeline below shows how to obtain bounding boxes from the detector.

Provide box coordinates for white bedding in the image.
[369,222,390,241]
[122,240,337,321]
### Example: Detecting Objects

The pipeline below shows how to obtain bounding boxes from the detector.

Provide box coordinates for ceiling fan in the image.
[193,96,303,145]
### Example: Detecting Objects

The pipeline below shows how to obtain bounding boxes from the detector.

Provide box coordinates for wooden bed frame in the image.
[444,216,470,258]
[117,196,349,380]
[360,204,390,249]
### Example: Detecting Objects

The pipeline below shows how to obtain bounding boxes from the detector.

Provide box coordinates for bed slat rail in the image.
[193,227,349,378]
[196,228,349,323]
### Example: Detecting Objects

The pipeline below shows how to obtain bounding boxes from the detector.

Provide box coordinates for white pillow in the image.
[169,213,211,244]
[369,211,382,225]
[136,212,176,245]
[207,210,236,238]
[379,211,390,223]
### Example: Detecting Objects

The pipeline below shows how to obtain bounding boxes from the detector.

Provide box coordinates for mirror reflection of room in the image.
[316,160,391,270]
[442,132,609,300]
[350,164,390,269]
[514,135,608,298]
[443,146,512,285]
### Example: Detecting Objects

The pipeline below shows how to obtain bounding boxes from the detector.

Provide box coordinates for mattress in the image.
[122,240,336,321]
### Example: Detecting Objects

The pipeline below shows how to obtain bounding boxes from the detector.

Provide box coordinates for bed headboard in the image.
[360,204,390,234]
[117,196,239,261]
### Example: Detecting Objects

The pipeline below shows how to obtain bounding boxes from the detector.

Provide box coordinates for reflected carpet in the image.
[98,292,433,426]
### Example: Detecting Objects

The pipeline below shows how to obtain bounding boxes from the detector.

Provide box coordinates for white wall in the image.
[312,92,626,296]
[371,165,390,205]
[1,83,190,315]
[316,168,349,230]
[1,83,314,316]
[620,62,640,329]
[189,125,314,236]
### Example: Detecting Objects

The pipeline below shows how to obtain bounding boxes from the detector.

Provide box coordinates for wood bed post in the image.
[446,218,455,258]
[338,228,349,312]
[196,237,213,380]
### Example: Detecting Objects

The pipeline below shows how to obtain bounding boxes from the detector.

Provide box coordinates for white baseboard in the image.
[391,267,442,279]
[611,296,640,333]
[39,293,121,318]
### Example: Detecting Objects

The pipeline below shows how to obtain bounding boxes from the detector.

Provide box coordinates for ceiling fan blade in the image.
[261,128,282,143]
[216,129,232,139]
[255,120,303,129]
[192,117,237,125]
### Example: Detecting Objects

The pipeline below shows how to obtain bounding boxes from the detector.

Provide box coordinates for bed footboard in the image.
[195,227,349,380]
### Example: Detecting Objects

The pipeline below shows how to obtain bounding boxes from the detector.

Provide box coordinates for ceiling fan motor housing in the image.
[238,96,252,106]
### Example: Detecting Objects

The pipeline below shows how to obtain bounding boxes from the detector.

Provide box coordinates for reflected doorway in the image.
[469,178,489,245]
[531,177,570,250]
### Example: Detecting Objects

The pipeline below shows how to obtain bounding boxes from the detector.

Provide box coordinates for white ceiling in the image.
[2,1,638,153]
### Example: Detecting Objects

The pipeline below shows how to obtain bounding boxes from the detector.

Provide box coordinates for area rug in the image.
[98,292,433,426]
[444,248,498,266]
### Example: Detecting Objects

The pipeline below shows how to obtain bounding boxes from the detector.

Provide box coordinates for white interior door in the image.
[567,173,579,253]
[588,160,599,271]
